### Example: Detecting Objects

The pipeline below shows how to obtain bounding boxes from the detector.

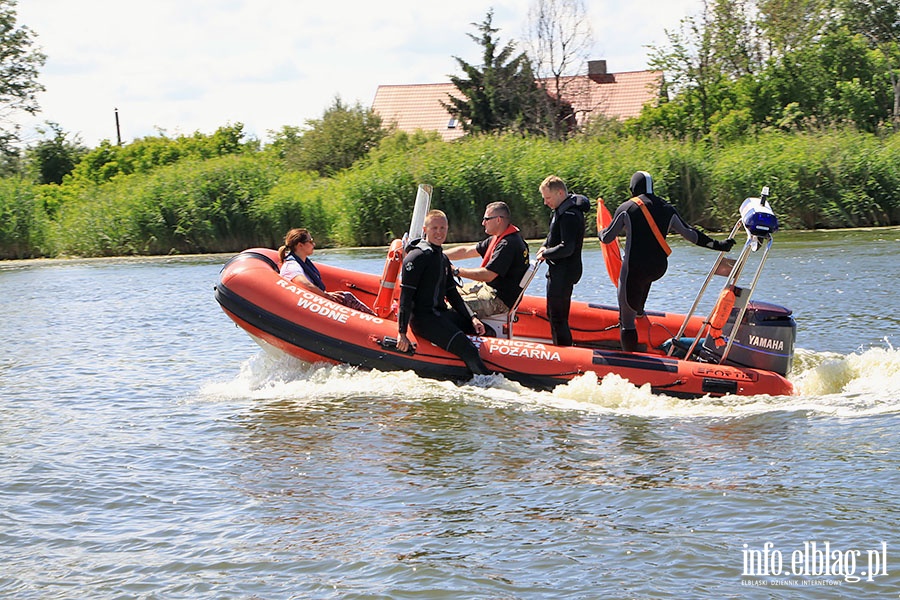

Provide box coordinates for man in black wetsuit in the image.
[395,209,491,376]
[444,201,530,320]
[536,175,590,347]
[599,171,736,352]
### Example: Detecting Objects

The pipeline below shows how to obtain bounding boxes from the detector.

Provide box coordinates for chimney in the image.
[588,59,615,84]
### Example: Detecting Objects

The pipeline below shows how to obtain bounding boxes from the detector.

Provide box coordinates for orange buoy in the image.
[373,238,404,317]
[708,286,737,345]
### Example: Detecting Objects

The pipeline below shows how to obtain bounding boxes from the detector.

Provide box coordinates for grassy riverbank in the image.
[2,129,899,259]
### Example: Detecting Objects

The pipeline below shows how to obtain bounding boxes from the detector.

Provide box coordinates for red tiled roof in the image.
[560,69,664,123]
[371,69,663,140]
[371,83,467,141]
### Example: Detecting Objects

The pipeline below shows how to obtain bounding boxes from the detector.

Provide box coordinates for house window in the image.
[447,117,458,129]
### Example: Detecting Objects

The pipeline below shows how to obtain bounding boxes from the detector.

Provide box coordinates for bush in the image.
[66,124,259,186]
[2,128,899,259]
[709,130,900,229]
[53,154,279,256]
[0,177,50,258]
[253,171,338,249]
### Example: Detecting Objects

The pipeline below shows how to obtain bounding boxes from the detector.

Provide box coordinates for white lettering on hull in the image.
[274,278,383,324]
[296,298,349,323]
[485,338,562,362]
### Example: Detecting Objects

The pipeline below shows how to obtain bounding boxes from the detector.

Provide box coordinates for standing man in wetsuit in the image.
[599,171,736,352]
[445,201,530,320]
[536,175,590,346]
[396,209,491,376]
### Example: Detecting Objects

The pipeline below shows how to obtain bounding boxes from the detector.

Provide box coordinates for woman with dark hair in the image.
[278,228,375,315]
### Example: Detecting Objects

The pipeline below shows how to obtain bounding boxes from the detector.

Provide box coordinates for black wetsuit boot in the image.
[448,333,491,375]
[620,328,639,352]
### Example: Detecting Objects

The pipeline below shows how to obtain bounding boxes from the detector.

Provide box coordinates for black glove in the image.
[714,238,736,252]
[451,265,463,286]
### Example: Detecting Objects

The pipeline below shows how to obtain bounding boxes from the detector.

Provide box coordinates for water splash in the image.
[788,343,900,414]
[199,351,429,403]
[201,342,900,419]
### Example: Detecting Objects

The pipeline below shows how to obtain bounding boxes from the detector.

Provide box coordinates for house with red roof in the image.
[371,60,663,141]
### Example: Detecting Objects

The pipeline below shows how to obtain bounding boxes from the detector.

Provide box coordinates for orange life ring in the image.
[373,238,404,317]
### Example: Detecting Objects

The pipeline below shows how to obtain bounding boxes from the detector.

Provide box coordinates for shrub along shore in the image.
[2,129,899,260]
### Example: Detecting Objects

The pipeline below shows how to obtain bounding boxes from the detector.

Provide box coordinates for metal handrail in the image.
[667,218,743,355]
[504,259,542,339]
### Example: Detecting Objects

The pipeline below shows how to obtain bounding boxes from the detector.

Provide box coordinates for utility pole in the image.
[114,108,122,145]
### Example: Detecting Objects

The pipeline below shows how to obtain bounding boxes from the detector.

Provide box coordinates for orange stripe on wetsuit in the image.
[632,197,672,256]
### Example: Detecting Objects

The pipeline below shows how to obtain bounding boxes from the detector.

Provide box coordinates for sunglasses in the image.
[481,216,501,222]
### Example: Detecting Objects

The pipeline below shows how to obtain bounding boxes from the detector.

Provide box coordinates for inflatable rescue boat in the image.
[214,187,796,398]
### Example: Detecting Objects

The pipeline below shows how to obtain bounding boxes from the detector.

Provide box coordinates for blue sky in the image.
[14,0,700,148]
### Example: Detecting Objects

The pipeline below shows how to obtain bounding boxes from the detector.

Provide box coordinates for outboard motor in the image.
[739,195,779,237]
[701,290,796,376]
[666,185,797,377]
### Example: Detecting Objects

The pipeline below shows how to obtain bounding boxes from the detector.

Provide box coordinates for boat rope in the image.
[652,378,686,389]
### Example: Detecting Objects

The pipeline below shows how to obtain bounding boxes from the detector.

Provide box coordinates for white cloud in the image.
[13,0,700,148]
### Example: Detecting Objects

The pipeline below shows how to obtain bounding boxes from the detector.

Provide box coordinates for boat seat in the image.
[481,261,541,340]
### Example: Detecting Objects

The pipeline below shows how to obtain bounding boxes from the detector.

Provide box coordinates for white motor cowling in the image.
[739,187,778,237]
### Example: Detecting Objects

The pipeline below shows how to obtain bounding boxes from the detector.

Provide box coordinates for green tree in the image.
[67,123,257,185]
[637,5,733,139]
[749,26,890,131]
[0,0,46,162]
[278,97,386,177]
[757,0,829,57]
[633,0,893,138]
[27,122,87,184]
[265,124,302,161]
[524,0,593,139]
[443,9,547,136]
[842,0,900,129]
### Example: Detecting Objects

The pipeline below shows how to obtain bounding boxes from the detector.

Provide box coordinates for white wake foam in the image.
[199,342,900,419]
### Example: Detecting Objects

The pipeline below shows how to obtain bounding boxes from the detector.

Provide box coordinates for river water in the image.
[1,228,898,599]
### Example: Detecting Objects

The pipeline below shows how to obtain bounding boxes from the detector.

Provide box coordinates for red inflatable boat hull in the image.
[215,249,794,398]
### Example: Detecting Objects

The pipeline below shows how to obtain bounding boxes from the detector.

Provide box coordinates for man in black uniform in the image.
[536,175,590,347]
[599,171,736,352]
[395,209,491,376]
[445,201,530,319]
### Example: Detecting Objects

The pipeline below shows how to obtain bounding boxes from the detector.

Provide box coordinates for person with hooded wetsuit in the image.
[599,171,736,352]
[395,209,491,376]
[536,175,590,347]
